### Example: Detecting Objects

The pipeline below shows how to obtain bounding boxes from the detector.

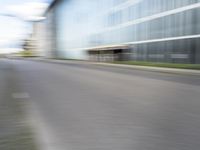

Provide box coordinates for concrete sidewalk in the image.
[17,57,200,76]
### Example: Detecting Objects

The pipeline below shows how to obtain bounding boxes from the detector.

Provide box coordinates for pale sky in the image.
[0,0,51,53]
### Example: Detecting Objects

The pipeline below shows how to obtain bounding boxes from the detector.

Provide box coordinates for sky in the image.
[0,0,51,53]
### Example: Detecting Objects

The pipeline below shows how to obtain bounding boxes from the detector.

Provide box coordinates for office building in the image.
[44,0,200,63]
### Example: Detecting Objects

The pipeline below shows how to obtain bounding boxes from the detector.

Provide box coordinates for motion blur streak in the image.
[1,59,200,150]
[1,0,200,150]
[37,0,200,63]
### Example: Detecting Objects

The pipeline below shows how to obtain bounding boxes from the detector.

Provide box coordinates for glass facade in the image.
[50,0,200,63]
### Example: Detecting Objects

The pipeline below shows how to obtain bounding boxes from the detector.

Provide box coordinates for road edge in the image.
[11,57,200,76]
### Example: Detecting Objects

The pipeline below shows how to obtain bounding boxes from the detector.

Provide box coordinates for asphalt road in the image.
[1,58,200,150]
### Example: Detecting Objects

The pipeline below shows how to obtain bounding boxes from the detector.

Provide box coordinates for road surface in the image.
[1,59,200,150]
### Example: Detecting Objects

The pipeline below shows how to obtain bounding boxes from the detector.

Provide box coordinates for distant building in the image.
[43,0,200,63]
[22,34,35,51]
[32,22,47,57]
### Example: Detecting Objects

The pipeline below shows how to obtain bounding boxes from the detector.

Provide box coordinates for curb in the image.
[17,57,200,76]
[93,62,200,76]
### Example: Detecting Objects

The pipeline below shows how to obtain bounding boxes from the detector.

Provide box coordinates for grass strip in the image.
[113,61,200,70]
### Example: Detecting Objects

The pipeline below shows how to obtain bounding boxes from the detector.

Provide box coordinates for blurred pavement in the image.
[1,58,200,150]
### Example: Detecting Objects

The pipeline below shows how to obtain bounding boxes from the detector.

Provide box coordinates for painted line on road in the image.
[12,92,30,99]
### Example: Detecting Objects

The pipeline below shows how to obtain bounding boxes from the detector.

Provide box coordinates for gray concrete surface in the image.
[0,59,37,150]
[1,58,200,150]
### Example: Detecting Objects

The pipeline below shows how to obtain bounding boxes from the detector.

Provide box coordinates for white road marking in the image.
[12,92,30,99]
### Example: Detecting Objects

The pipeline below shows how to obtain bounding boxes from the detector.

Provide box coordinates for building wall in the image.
[48,0,200,63]
[33,22,46,56]
[42,5,58,58]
